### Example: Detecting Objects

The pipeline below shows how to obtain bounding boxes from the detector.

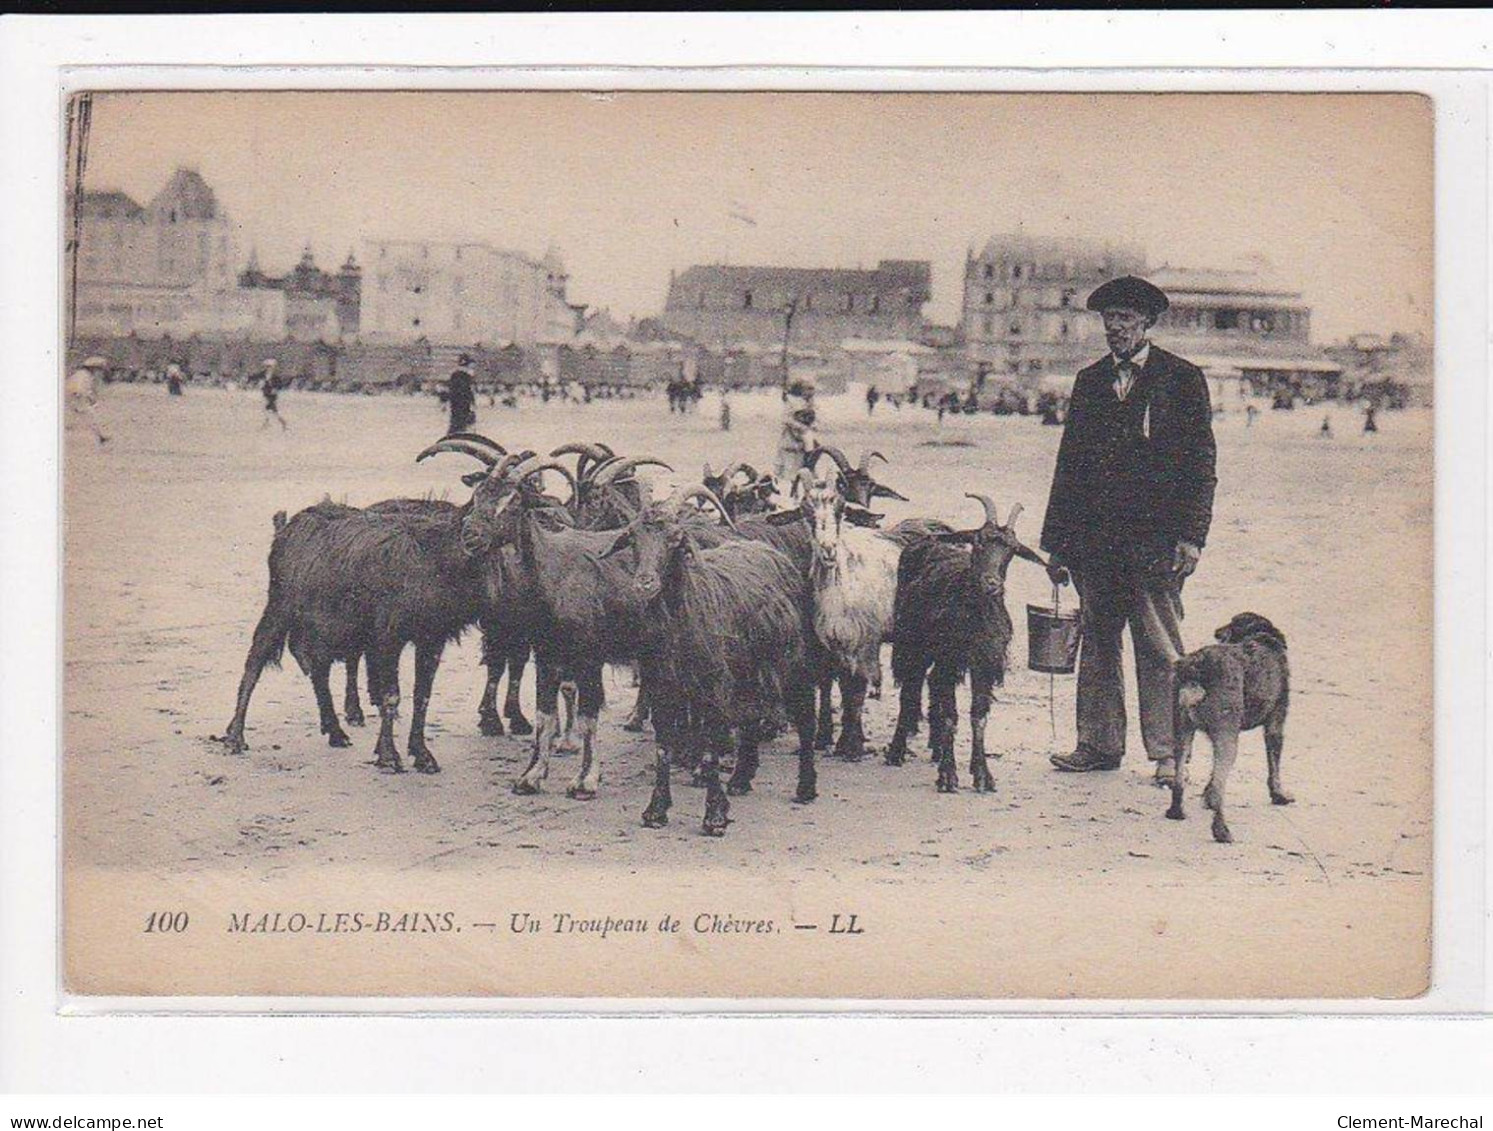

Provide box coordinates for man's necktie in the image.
[1114,361,1135,401]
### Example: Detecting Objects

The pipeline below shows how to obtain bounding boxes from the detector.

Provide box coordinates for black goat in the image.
[459,455,654,799]
[611,490,818,835]
[888,495,1046,792]
[703,461,779,519]
[222,434,518,772]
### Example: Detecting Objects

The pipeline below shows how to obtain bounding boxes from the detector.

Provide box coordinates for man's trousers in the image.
[1073,556,1187,764]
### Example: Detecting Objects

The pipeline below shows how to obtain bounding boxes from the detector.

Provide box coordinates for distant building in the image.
[963,233,1336,400]
[359,239,579,347]
[961,233,1147,382]
[660,260,932,350]
[239,246,362,340]
[73,167,247,338]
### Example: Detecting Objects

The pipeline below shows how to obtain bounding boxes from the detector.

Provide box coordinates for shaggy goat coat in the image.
[644,540,810,727]
[810,525,900,687]
[891,538,1012,688]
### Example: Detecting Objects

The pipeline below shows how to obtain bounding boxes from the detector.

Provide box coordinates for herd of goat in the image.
[219,436,1047,835]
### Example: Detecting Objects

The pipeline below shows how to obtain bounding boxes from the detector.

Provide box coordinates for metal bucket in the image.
[1027,600,1082,675]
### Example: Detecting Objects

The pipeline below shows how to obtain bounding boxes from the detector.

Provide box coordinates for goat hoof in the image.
[972,774,996,793]
[622,716,647,734]
[505,715,533,737]
[412,754,440,775]
[216,733,248,756]
[1270,790,1295,806]
[642,807,669,829]
[794,784,817,805]
[327,731,352,749]
[1212,823,1233,845]
[566,786,597,801]
[374,758,404,774]
[478,713,505,737]
[512,778,541,796]
[1165,804,1185,820]
[701,822,726,838]
[936,774,959,794]
[344,710,366,728]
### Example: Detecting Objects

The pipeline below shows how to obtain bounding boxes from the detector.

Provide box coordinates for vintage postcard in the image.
[60,90,1433,1000]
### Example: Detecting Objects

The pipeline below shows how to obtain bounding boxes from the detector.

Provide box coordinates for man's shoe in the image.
[1049,746,1122,773]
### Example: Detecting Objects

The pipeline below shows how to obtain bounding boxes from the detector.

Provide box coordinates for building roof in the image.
[1150,266,1305,306]
[976,232,1146,266]
[672,260,932,302]
[78,190,144,219]
[149,168,221,221]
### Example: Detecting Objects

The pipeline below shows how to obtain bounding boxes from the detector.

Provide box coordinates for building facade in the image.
[359,239,579,347]
[240,246,362,340]
[659,260,932,350]
[961,234,1147,381]
[73,167,245,338]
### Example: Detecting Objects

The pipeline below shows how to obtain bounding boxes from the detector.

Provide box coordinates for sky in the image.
[78,91,1432,342]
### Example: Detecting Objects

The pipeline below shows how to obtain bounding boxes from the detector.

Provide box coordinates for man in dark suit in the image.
[1040,276,1217,785]
[442,353,477,435]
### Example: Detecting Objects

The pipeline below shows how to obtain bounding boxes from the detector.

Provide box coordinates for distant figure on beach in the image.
[1246,403,1259,428]
[165,361,184,397]
[719,387,732,432]
[1363,404,1379,434]
[776,391,817,480]
[257,358,288,432]
[66,356,110,445]
[440,353,477,435]
[865,385,880,416]
[1320,414,1333,439]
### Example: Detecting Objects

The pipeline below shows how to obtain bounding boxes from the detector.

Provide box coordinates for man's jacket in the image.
[1040,345,1217,570]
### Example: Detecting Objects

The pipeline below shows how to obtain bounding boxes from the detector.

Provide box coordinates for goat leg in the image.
[514,663,560,794]
[311,660,352,749]
[726,720,762,796]
[342,655,366,727]
[406,642,441,774]
[968,681,995,792]
[502,644,533,735]
[813,673,836,751]
[699,732,731,837]
[642,744,672,828]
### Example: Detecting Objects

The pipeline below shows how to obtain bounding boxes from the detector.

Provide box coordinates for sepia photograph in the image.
[58,89,1434,1000]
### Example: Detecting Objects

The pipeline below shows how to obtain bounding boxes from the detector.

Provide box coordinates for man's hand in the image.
[1047,554,1071,588]
[1172,541,1201,580]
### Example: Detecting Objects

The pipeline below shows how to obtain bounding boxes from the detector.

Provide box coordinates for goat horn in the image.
[814,444,853,475]
[676,485,738,531]
[443,432,507,453]
[511,457,579,500]
[490,450,536,480]
[858,450,888,472]
[702,461,716,481]
[965,493,1001,530]
[594,456,673,488]
[720,461,756,486]
[1004,503,1024,529]
[416,438,500,467]
[550,441,613,482]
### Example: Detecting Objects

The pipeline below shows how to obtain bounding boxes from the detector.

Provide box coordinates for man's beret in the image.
[1086,275,1169,319]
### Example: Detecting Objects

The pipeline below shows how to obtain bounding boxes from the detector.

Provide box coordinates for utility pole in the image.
[65,92,94,351]
[779,293,798,400]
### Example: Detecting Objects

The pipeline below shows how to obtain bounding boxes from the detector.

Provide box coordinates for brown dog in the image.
[1166,612,1292,843]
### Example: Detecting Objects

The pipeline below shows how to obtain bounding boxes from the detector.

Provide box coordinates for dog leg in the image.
[1265,716,1293,805]
[1206,729,1239,844]
[1167,723,1194,821]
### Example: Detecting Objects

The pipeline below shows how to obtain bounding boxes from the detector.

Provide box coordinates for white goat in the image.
[799,468,901,760]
